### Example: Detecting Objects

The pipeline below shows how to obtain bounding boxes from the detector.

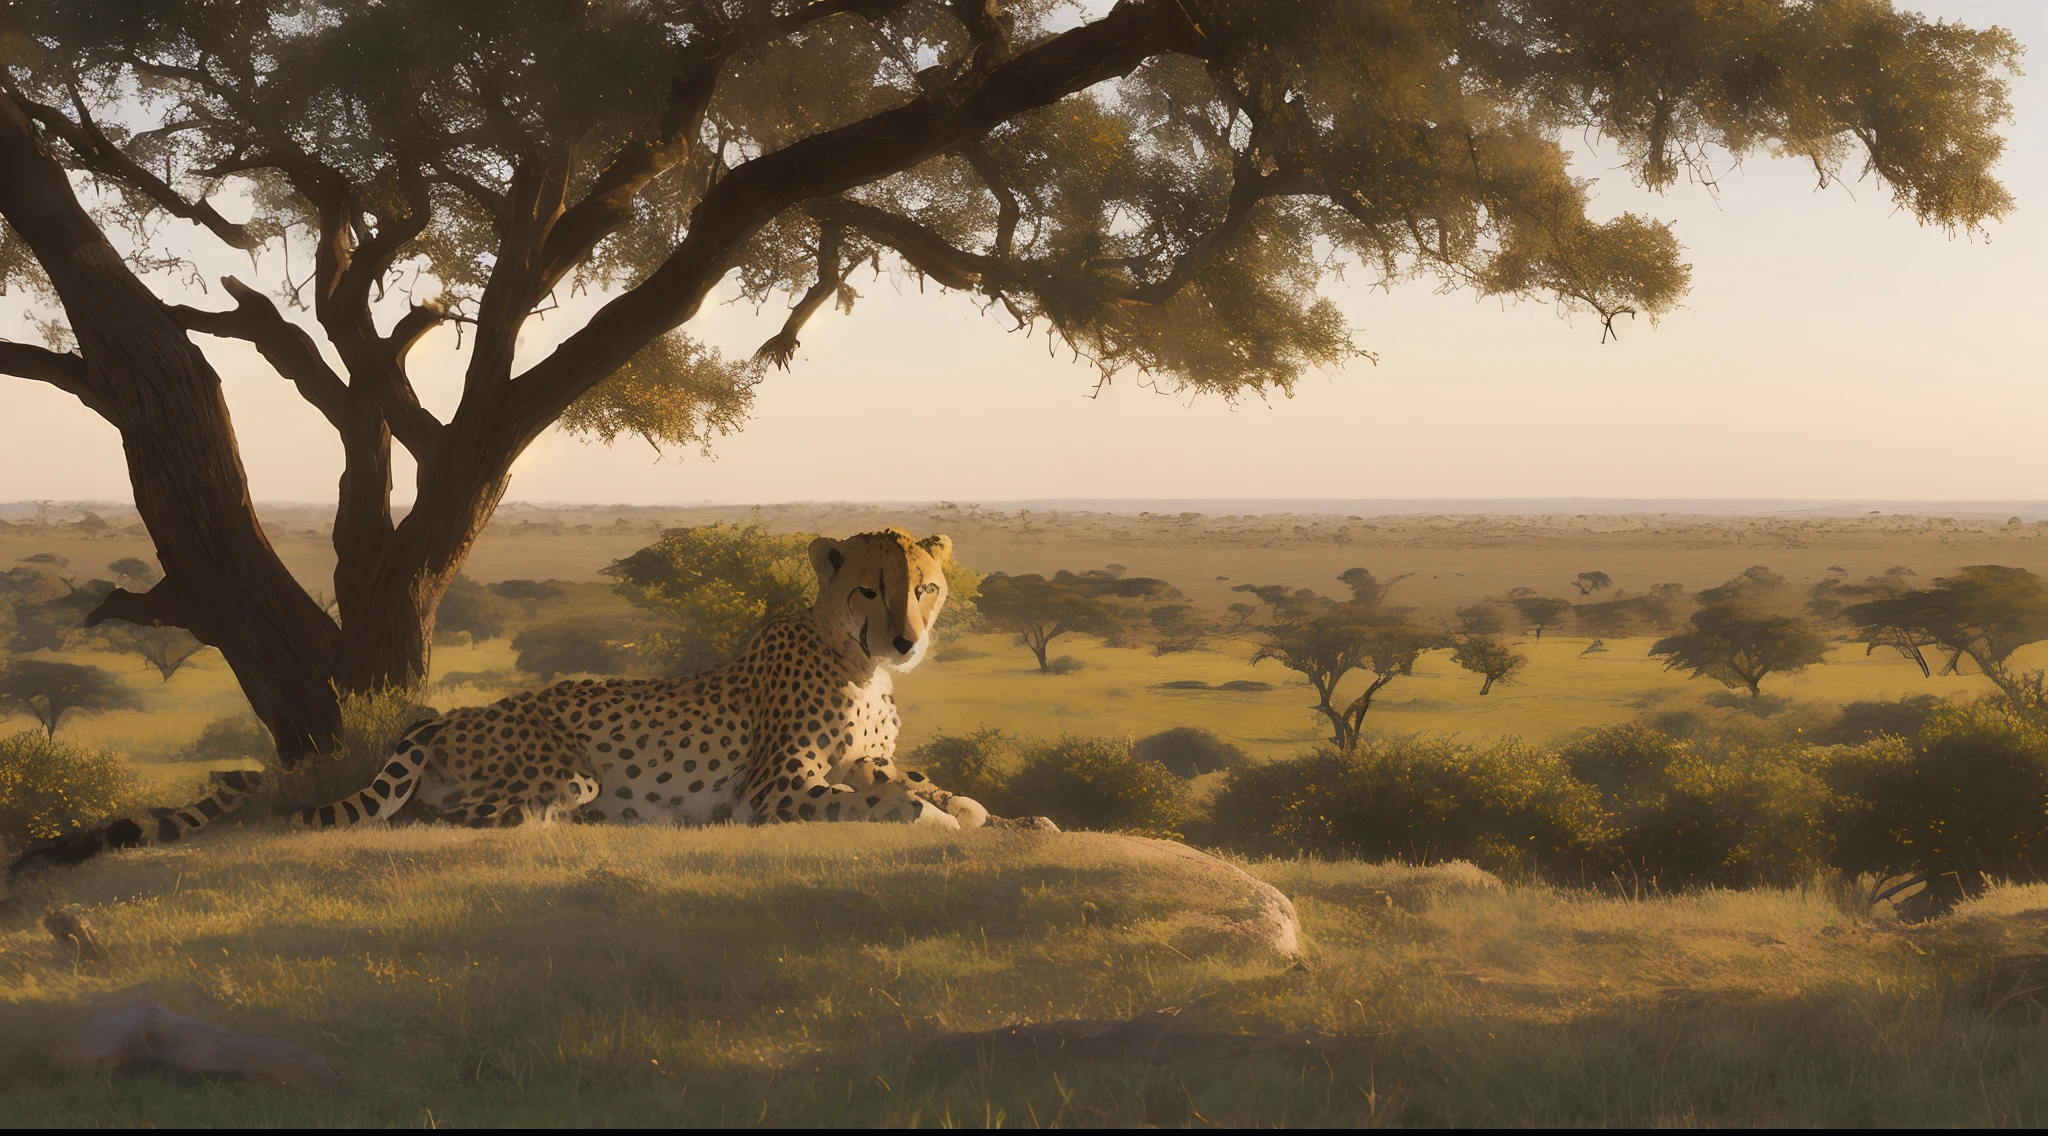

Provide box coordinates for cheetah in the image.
[13,529,1007,873]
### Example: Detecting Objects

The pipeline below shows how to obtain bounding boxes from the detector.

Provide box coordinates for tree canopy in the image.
[1845,565,2048,712]
[0,659,140,737]
[1650,594,1829,698]
[607,521,817,671]
[0,0,2019,762]
[979,569,1174,671]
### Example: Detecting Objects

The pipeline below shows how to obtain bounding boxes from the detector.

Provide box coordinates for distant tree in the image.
[979,571,1174,672]
[104,623,209,682]
[1231,583,1315,619]
[434,573,517,643]
[8,577,115,653]
[1808,570,1914,628]
[1650,604,1828,698]
[1455,602,1505,635]
[0,660,140,737]
[1227,602,1258,628]
[1641,583,1689,631]
[105,557,163,591]
[490,579,564,603]
[1845,565,2048,712]
[1573,571,1613,597]
[1146,604,1208,656]
[1696,566,1789,606]
[1254,605,1446,752]
[1131,727,1250,778]
[1338,567,1412,607]
[607,522,816,672]
[1511,595,1573,639]
[1572,598,1637,638]
[1452,635,1527,696]
[511,624,641,683]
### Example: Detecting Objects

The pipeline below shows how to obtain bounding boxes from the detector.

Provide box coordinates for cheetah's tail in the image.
[290,717,443,830]
[8,770,269,876]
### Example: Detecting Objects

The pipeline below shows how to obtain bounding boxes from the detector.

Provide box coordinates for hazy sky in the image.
[1,0,2042,506]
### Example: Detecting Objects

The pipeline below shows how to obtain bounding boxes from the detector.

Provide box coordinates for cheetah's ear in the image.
[917,534,953,564]
[809,536,845,581]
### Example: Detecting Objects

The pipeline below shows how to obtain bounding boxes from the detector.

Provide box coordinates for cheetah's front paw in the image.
[944,795,989,828]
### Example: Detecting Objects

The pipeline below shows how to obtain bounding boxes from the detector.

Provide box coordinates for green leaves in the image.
[558,332,759,454]
[606,521,816,672]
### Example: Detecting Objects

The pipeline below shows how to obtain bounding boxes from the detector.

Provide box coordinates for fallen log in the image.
[55,1003,346,1092]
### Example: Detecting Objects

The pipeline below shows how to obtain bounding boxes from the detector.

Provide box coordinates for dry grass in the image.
[1,824,2045,1126]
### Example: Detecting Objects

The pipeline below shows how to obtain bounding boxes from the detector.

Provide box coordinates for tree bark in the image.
[0,93,342,764]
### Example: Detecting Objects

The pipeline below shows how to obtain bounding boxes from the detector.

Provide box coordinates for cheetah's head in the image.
[808,529,952,673]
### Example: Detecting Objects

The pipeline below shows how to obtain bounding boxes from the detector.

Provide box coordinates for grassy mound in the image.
[2,826,2047,1126]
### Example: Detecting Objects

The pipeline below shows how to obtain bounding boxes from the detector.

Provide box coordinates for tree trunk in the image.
[0,94,343,763]
[1479,675,1496,696]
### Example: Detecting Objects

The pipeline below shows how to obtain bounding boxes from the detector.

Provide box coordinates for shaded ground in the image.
[2,825,2045,1126]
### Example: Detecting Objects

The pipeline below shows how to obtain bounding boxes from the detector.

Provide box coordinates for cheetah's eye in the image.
[858,587,877,599]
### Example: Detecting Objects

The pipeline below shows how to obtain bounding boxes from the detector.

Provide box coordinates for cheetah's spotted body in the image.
[311,528,982,832]
[12,531,985,872]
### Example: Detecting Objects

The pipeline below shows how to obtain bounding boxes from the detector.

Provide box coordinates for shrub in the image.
[1216,739,1606,879]
[1560,724,1825,889]
[1132,727,1249,778]
[437,572,516,641]
[269,689,436,811]
[490,578,562,601]
[1041,655,1087,675]
[902,728,1016,805]
[0,730,135,856]
[1616,744,1825,890]
[1006,735,1190,836]
[513,622,640,680]
[173,713,273,764]
[1815,694,1946,746]
[1824,700,2048,916]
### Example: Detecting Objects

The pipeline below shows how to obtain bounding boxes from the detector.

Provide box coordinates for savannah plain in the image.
[5,501,2048,1125]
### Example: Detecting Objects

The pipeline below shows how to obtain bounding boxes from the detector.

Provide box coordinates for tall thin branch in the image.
[9,89,260,250]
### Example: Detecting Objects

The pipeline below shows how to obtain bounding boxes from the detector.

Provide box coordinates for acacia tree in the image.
[1253,605,1443,751]
[978,570,1171,671]
[0,659,140,737]
[0,1,2017,764]
[1452,633,1526,696]
[1650,603,1828,697]
[1846,565,2048,712]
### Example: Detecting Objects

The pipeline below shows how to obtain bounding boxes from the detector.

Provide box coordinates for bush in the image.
[1560,724,1825,889]
[269,689,436,811]
[1824,700,2048,916]
[513,622,640,680]
[1216,739,1606,879]
[1005,735,1190,836]
[0,730,135,856]
[1815,694,1946,745]
[490,578,562,601]
[1132,726,1249,778]
[437,572,516,641]
[173,714,273,763]
[902,728,1016,805]
[1042,655,1086,675]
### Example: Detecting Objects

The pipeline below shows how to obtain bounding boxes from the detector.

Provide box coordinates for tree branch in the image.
[169,277,350,431]
[83,577,217,644]
[0,340,105,414]
[808,199,1007,290]
[960,142,1022,258]
[755,222,851,368]
[10,89,260,250]
[506,0,1202,441]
